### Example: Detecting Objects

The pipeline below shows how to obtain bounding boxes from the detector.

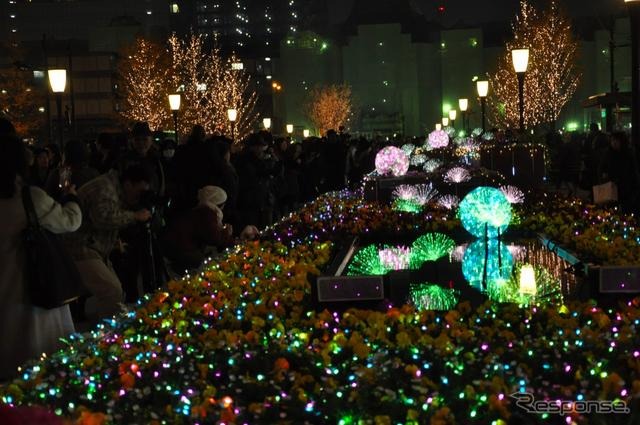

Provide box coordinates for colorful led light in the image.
[458,186,512,238]
[375,146,410,176]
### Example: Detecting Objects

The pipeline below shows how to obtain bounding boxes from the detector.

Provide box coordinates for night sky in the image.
[328,0,627,25]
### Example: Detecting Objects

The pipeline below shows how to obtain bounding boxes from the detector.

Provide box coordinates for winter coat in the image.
[0,181,81,380]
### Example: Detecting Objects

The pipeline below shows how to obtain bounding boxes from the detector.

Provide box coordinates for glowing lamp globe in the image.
[428,129,449,149]
[519,264,537,295]
[375,146,410,176]
[458,186,512,238]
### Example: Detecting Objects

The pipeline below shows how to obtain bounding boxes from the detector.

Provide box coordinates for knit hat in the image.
[197,186,227,224]
[198,185,226,205]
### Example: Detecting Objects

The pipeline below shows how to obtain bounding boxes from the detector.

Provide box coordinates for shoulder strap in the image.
[21,185,40,228]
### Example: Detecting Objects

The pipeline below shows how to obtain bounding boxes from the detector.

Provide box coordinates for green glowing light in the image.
[442,103,452,114]
[411,284,459,311]
[338,416,355,425]
[462,239,514,291]
[458,186,512,238]
[393,198,423,214]
[566,121,579,132]
[347,245,388,275]
[410,233,455,267]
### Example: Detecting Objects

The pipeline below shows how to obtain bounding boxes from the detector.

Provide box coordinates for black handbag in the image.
[21,185,83,309]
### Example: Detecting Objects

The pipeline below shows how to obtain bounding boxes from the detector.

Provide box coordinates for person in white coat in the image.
[0,135,82,381]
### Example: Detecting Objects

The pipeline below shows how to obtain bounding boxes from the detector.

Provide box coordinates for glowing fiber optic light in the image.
[375,146,410,176]
[423,159,442,173]
[412,184,439,205]
[410,154,427,166]
[458,186,512,238]
[379,246,412,270]
[462,239,514,291]
[411,284,459,311]
[444,167,471,184]
[411,233,456,264]
[428,129,449,149]
[393,185,417,201]
[347,245,388,275]
[437,194,460,210]
[401,144,416,156]
[500,185,525,204]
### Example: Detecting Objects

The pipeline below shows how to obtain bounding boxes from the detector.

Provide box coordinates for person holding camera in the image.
[65,166,152,322]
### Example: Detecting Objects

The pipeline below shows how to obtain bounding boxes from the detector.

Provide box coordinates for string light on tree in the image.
[489,0,580,129]
[304,84,353,136]
[118,38,173,130]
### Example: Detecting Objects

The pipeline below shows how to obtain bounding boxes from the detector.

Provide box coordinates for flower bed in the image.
[1,190,640,424]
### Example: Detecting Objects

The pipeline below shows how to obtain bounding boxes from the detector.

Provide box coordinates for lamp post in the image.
[626,0,640,149]
[458,98,469,133]
[168,94,181,143]
[476,80,489,133]
[435,123,442,131]
[512,48,530,132]
[228,108,238,142]
[263,117,272,131]
[48,69,67,149]
[303,129,310,138]
[442,117,449,127]
[286,124,294,138]
[448,109,457,129]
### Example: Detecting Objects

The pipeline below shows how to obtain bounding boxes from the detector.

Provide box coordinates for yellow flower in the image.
[396,331,412,348]
[374,415,391,425]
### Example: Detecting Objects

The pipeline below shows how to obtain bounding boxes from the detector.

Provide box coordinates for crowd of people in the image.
[0,114,635,381]
[0,117,383,381]
[549,123,640,212]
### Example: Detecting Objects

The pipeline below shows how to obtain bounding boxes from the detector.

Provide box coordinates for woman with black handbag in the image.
[0,134,82,381]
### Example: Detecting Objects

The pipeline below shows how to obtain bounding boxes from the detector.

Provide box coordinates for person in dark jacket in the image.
[233,133,271,229]
[601,131,640,213]
[162,186,258,274]
[207,137,240,228]
[29,148,50,188]
[171,125,217,212]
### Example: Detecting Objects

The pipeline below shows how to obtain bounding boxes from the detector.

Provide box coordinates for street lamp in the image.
[435,123,442,131]
[286,124,294,135]
[626,0,640,149]
[448,109,457,129]
[303,129,310,138]
[228,108,238,141]
[458,98,469,132]
[442,117,450,127]
[263,117,272,131]
[48,69,67,149]
[168,94,181,143]
[512,48,530,132]
[476,80,489,133]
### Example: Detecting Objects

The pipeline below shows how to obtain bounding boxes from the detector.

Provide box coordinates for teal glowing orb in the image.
[458,186,512,238]
[462,239,514,291]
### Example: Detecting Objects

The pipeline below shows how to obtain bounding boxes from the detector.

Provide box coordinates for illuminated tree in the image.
[119,34,258,141]
[0,43,46,137]
[489,0,581,129]
[117,38,173,130]
[0,67,45,137]
[167,34,257,141]
[216,53,258,142]
[305,84,353,136]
